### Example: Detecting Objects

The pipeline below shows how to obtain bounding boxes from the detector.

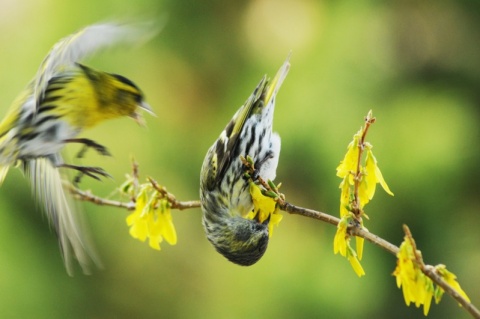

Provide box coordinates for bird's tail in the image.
[264,54,291,106]
[24,158,101,275]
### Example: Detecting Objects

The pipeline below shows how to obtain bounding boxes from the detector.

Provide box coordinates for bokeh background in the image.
[0,0,479,318]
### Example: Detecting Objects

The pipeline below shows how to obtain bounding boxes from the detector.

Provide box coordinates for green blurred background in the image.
[1,0,479,318]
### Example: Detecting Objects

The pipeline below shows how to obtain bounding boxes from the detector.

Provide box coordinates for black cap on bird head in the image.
[110,73,155,125]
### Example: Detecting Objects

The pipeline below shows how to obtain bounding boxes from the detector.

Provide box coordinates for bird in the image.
[200,57,290,266]
[0,21,157,275]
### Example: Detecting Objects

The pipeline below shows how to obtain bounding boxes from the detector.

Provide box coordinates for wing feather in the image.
[33,21,161,110]
[24,158,101,275]
[214,77,267,186]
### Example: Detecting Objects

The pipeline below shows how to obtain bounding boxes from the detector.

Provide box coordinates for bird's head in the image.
[108,72,154,125]
[203,215,269,266]
[77,64,154,125]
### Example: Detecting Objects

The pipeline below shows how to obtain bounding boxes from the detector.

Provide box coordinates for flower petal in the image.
[159,200,177,245]
[436,264,470,303]
[268,208,283,237]
[339,177,351,217]
[356,235,364,260]
[249,182,277,224]
[348,254,366,277]
[334,217,348,256]
[336,129,361,178]
[367,150,394,196]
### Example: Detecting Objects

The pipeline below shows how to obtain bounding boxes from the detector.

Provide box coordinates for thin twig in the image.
[281,202,339,226]
[68,184,135,210]
[280,202,399,255]
[422,266,480,319]
[131,159,140,202]
[352,111,375,219]
[147,177,201,210]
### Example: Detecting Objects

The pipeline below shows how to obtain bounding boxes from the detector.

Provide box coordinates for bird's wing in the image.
[214,56,291,187]
[264,55,290,106]
[24,157,102,275]
[33,21,160,111]
[212,77,268,189]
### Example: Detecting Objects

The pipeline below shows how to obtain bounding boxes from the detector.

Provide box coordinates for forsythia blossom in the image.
[333,214,365,277]
[335,111,393,276]
[393,230,470,316]
[364,149,394,201]
[333,215,349,257]
[247,182,283,237]
[336,128,361,183]
[393,236,434,315]
[435,264,470,304]
[126,185,177,250]
[336,132,393,214]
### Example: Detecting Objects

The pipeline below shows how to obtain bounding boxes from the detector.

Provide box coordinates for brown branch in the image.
[68,184,136,210]
[70,184,478,318]
[131,159,140,202]
[69,183,200,212]
[280,202,399,256]
[68,158,477,319]
[352,110,375,219]
[147,177,201,210]
[423,265,480,319]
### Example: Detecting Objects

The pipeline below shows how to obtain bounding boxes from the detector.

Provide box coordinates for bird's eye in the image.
[133,93,143,104]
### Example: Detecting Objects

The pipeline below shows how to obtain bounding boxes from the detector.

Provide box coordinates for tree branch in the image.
[147,177,201,210]
[68,180,478,318]
[67,184,135,210]
[423,265,480,319]
[280,202,399,255]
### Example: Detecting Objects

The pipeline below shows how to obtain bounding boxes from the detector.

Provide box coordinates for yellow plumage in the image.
[0,21,157,275]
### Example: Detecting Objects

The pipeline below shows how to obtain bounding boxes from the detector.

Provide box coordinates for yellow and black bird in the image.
[0,22,156,275]
[200,58,290,266]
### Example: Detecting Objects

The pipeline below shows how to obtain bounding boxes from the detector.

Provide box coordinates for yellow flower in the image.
[268,207,283,237]
[435,264,470,304]
[336,129,361,179]
[146,211,163,250]
[339,176,351,217]
[248,182,281,237]
[393,237,434,315]
[126,187,177,250]
[333,216,349,257]
[356,234,364,261]
[334,215,366,276]
[157,199,177,245]
[394,240,417,303]
[365,149,394,197]
[364,150,377,201]
[126,186,149,241]
[128,215,149,241]
[347,246,365,277]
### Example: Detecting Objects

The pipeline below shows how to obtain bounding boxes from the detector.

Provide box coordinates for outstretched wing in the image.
[24,158,102,275]
[33,21,160,111]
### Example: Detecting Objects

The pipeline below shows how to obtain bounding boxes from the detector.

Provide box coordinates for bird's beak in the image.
[130,101,156,126]
[139,101,156,116]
